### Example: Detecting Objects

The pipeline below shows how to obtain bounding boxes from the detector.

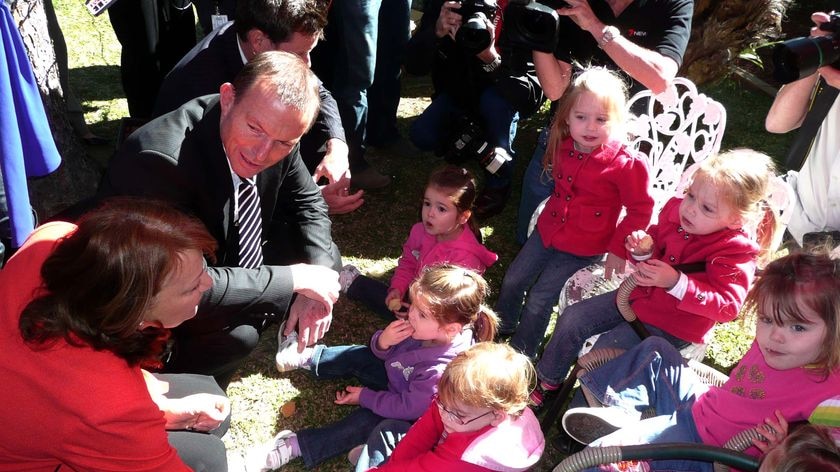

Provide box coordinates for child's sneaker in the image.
[339,264,361,293]
[561,407,637,445]
[275,321,313,373]
[244,430,297,471]
[529,380,559,410]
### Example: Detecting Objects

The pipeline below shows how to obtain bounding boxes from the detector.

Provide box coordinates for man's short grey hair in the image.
[231,50,321,127]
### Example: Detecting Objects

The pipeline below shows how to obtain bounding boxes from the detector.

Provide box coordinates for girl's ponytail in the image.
[472,305,499,342]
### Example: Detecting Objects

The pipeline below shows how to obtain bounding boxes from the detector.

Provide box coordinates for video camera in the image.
[773,13,840,84]
[443,116,512,174]
[503,0,569,53]
[452,0,500,55]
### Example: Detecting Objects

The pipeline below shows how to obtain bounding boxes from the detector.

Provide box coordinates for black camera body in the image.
[443,116,512,174]
[454,0,499,55]
[773,13,840,84]
[503,0,569,53]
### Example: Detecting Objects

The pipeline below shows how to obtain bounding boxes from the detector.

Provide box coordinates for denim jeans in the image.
[347,274,398,321]
[515,127,554,245]
[354,419,412,471]
[536,290,690,385]
[367,0,411,145]
[296,344,391,467]
[409,87,520,188]
[579,337,711,472]
[495,231,602,358]
[313,0,383,172]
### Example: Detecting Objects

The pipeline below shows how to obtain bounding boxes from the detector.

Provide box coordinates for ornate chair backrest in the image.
[624,76,726,220]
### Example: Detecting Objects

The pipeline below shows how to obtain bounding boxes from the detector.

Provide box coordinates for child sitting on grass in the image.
[356,342,545,471]
[247,264,498,470]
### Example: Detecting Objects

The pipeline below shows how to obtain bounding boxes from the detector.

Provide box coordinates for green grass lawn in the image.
[52,2,793,469]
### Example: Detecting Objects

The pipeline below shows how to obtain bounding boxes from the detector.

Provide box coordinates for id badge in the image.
[211,14,229,31]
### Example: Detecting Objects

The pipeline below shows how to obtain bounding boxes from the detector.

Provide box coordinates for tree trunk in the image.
[9,0,101,220]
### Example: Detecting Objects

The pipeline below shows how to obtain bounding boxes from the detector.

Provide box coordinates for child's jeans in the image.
[354,419,412,471]
[535,290,690,386]
[296,344,390,467]
[579,337,711,472]
[494,230,601,357]
[346,274,397,321]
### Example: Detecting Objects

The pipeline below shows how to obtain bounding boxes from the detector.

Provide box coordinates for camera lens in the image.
[456,13,492,53]
[773,35,840,84]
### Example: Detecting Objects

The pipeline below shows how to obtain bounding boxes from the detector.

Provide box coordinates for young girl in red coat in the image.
[359,342,545,471]
[532,149,780,407]
[495,67,654,358]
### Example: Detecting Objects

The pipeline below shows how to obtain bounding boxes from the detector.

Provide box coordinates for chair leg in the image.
[539,364,581,432]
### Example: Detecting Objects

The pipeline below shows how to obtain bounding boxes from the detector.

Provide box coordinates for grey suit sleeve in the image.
[201,265,295,318]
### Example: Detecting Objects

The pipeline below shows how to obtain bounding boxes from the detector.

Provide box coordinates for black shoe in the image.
[474,186,510,220]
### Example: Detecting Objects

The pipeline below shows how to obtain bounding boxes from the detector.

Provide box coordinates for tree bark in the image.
[9,0,101,220]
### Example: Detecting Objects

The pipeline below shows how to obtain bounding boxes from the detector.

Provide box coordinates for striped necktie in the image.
[237,178,264,269]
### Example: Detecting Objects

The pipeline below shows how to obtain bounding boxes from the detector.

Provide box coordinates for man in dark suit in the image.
[99,51,341,387]
[154,0,364,214]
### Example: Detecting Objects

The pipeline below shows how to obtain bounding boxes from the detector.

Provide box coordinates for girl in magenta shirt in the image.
[561,251,840,471]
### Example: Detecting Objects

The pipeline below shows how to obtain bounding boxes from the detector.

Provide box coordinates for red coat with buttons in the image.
[536,137,654,257]
[629,197,759,344]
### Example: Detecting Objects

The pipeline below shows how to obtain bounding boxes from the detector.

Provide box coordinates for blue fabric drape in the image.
[0,2,61,248]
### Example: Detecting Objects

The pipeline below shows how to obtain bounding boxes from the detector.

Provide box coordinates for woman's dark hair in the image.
[19,197,217,367]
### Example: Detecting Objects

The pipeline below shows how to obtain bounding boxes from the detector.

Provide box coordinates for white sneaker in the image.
[338,264,361,293]
[275,321,313,373]
[244,430,297,471]
[562,406,638,445]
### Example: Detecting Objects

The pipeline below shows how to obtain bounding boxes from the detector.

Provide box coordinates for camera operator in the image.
[405,0,544,219]
[766,11,840,247]
[514,0,693,244]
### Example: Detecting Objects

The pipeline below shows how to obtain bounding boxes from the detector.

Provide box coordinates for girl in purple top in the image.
[339,165,498,320]
[560,251,840,471]
[247,264,499,470]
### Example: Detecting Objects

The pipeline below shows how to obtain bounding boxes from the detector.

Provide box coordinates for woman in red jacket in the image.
[0,198,230,471]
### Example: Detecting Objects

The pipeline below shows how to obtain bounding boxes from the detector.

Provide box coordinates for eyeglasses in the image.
[435,396,494,426]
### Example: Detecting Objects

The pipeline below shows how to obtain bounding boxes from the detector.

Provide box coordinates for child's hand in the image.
[633,259,679,289]
[752,410,789,454]
[377,319,415,350]
[385,289,408,319]
[604,252,626,280]
[625,230,654,260]
[335,386,363,406]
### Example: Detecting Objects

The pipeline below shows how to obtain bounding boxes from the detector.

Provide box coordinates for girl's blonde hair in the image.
[745,251,840,377]
[437,342,535,417]
[426,165,481,241]
[688,149,778,265]
[408,264,498,342]
[543,67,629,169]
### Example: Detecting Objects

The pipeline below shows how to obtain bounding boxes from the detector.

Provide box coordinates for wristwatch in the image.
[598,25,620,49]
[481,56,501,73]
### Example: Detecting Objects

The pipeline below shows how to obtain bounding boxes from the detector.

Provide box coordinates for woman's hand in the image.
[161,394,230,432]
[435,1,462,39]
[633,259,679,289]
[752,410,789,454]
[335,386,363,405]
[377,319,415,350]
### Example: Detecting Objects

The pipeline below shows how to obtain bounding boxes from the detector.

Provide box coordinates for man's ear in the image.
[244,29,265,57]
[219,83,235,114]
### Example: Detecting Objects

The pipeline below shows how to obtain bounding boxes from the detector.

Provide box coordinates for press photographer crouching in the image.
[405,0,544,219]
[766,10,840,249]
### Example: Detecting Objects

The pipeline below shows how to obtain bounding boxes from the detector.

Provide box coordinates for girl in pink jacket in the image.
[340,165,498,320]
[358,342,545,471]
